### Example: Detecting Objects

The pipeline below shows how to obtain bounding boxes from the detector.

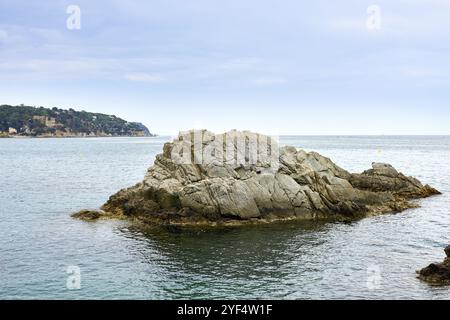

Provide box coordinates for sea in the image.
[0,135,449,299]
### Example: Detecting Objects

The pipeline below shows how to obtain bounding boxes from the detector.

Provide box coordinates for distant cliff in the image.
[0,105,154,137]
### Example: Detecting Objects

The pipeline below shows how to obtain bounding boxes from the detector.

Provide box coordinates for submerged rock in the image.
[418,245,450,285]
[73,130,440,225]
[71,210,104,221]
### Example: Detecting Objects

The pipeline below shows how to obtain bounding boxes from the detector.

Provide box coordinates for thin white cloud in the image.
[0,55,172,81]
[0,58,119,73]
[216,58,264,72]
[327,17,366,32]
[252,77,287,86]
[124,73,164,83]
[29,27,64,42]
[400,66,443,78]
[0,29,8,43]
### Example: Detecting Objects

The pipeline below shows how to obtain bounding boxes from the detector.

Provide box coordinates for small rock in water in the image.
[445,245,450,258]
[418,246,450,285]
[71,210,102,221]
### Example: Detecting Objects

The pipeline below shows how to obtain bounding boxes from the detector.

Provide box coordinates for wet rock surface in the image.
[418,245,450,285]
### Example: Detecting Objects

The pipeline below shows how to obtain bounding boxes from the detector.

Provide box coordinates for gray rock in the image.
[371,162,399,177]
[75,130,440,225]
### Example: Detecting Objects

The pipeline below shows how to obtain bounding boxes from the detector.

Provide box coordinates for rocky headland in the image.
[418,245,450,285]
[73,130,440,226]
[0,105,154,137]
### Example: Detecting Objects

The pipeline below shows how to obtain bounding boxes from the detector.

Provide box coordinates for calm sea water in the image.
[0,136,449,300]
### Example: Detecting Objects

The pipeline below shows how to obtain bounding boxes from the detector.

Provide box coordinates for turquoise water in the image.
[0,136,449,299]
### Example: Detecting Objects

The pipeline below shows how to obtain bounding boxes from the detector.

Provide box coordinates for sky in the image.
[0,0,450,135]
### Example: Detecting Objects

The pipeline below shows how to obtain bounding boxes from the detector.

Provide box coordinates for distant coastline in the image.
[0,134,158,139]
[0,104,155,138]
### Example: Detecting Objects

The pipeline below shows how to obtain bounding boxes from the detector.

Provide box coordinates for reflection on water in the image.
[0,136,449,299]
[119,221,333,299]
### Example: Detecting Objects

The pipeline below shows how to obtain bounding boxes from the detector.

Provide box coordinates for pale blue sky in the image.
[1,0,449,135]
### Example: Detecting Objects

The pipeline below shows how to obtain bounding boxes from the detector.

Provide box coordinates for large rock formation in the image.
[418,245,450,285]
[73,130,440,225]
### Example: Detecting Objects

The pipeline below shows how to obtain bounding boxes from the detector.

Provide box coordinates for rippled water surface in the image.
[0,136,449,299]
